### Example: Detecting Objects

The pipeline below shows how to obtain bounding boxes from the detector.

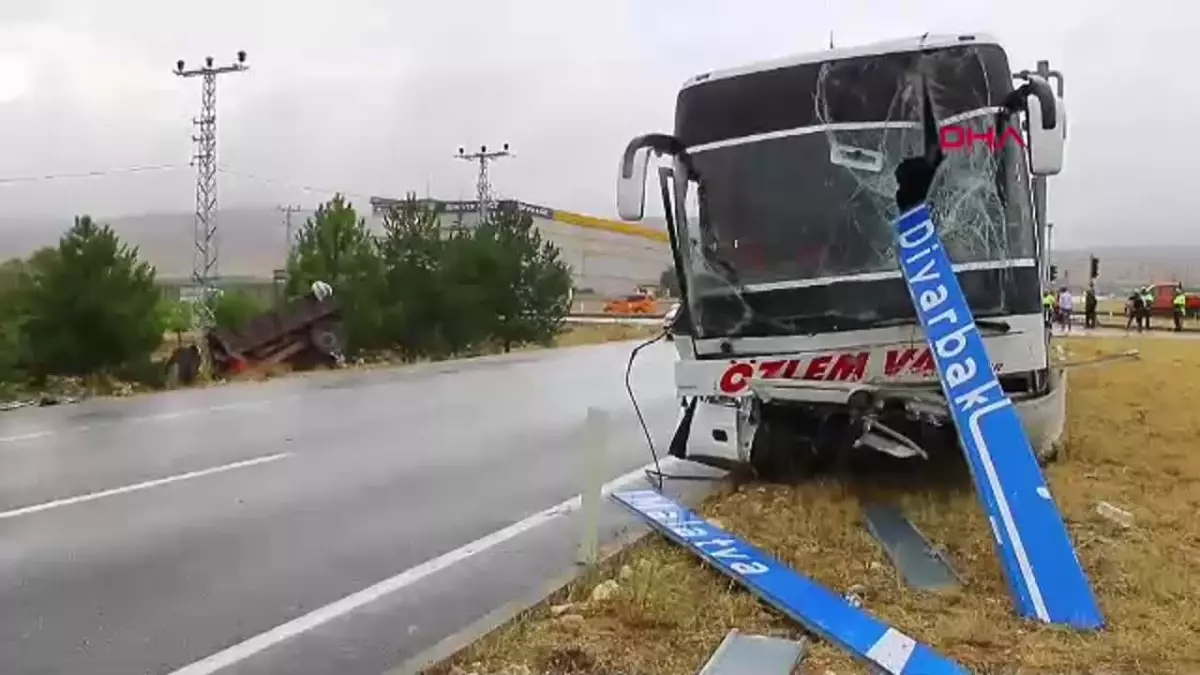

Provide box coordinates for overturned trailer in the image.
[620,34,1068,476]
[206,284,345,377]
[168,282,347,383]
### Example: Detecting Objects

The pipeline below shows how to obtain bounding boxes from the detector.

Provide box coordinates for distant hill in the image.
[0,207,299,280]
[0,208,1192,292]
[0,205,665,282]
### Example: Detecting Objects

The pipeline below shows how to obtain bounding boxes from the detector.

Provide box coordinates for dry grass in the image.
[429,335,1200,675]
[552,322,663,348]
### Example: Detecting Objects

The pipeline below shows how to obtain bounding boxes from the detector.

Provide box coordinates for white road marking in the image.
[0,452,292,520]
[0,430,54,444]
[166,457,687,675]
[0,399,279,446]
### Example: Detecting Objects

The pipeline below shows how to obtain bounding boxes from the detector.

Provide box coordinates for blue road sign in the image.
[612,489,969,675]
[891,203,1103,630]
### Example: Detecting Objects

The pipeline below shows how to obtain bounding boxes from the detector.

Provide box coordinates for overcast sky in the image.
[0,0,1185,248]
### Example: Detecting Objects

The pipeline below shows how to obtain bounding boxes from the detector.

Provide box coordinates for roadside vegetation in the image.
[0,194,650,404]
[428,335,1200,675]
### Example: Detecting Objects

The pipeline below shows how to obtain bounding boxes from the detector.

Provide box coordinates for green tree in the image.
[209,288,264,333]
[377,195,448,358]
[20,216,164,377]
[286,194,385,352]
[157,298,195,347]
[0,255,40,382]
[438,231,498,354]
[473,204,572,351]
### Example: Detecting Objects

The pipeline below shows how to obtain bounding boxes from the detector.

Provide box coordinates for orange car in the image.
[603,294,656,315]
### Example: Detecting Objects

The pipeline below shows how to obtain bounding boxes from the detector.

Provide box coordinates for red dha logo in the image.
[939,125,1025,152]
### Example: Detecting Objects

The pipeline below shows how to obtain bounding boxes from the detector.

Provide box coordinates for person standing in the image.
[1173,284,1187,332]
[1141,286,1155,329]
[1084,285,1098,329]
[1126,288,1145,333]
[1057,286,1074,333]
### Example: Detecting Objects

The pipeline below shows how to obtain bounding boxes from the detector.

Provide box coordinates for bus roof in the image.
[681,32,1002,89]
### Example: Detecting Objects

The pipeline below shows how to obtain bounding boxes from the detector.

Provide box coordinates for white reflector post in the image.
[577,406,608,565]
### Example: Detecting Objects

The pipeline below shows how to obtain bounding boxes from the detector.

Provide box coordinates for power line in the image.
[217,166,376,202]
[174,51,250,320]
[0,164,186,185]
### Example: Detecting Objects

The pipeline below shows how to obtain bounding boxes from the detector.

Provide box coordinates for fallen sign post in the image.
[612,489,969,675]
[891,203,1103,630]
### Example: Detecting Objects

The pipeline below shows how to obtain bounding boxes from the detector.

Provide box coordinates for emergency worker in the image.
[1042,290,1056,329]
[1173,284,1187,332]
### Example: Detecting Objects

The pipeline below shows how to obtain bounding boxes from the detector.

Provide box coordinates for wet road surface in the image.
[0,340,709,675]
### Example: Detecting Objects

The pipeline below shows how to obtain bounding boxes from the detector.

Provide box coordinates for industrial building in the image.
[367,196,671,297]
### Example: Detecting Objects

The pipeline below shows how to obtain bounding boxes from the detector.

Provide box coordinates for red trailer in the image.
[167,289,345,385]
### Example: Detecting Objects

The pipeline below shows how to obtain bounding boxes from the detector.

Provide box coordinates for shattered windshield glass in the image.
[673,43,1038,339]
[689,114,1034,289]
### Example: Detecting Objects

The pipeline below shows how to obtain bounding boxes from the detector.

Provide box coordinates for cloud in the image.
[0,0,1190,249]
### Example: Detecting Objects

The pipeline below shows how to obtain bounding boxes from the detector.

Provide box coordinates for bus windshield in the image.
[688,112,1035,290]
[671,42,1040,337]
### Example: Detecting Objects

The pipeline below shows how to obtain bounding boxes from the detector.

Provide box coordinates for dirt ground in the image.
[427,335,1200,675]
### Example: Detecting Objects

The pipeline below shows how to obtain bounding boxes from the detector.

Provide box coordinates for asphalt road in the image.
[0,339,704,675]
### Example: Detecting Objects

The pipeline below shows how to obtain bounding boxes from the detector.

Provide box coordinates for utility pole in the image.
[455,143,512,225]
[1016,60,1064,290]
[278,204,303,261]
[174,51,249,322]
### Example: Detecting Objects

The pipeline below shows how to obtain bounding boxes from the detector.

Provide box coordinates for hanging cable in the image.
[624,329,668,487]
[216,166,378,202]
[0,164,186,185]
[623,327,726,489]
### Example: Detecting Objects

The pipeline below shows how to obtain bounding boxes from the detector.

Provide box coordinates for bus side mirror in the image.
[618,145,652,221]
[617,134,688,221]
[1025,79,1065,176]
